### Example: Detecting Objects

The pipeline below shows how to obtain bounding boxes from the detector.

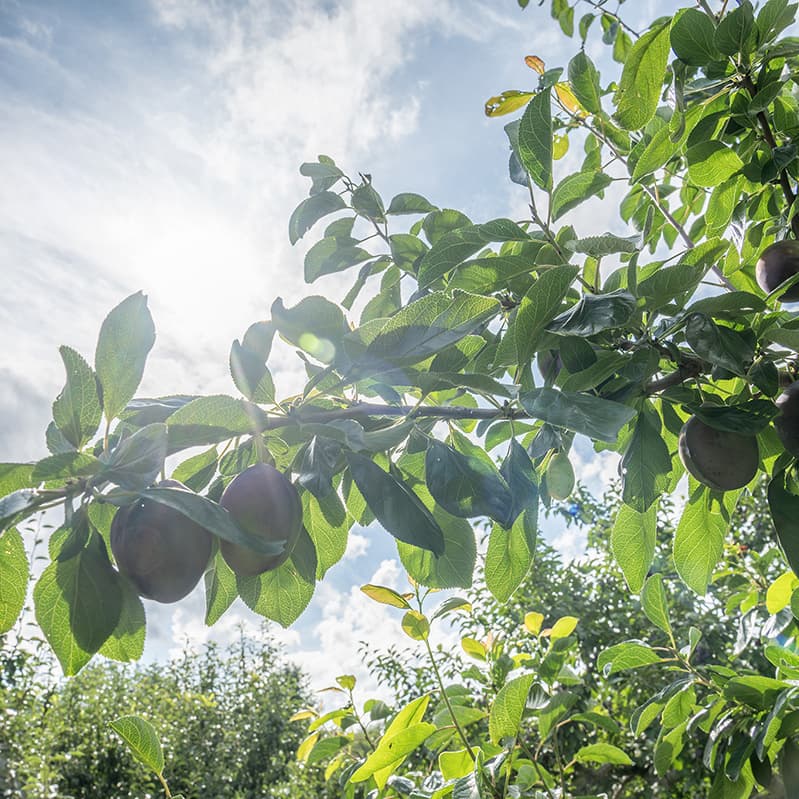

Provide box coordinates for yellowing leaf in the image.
[550,615,579,640]
[525,55,545,74]
[439,749,473,780]
[524,611,544,635]
[289,709,317,722]
[485,90,535,117]
[336,674,356,690]
[767,571,799,615]
[360,583,411,609]
[554,82,584,115]
[296,732,320,762]
[553,133,569,160]
[401,610,430,640]
[461,636,487,660]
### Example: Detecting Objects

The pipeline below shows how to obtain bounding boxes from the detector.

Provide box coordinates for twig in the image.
[741,74,799,239]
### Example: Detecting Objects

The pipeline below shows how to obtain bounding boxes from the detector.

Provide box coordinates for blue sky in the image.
[1,0,676,693]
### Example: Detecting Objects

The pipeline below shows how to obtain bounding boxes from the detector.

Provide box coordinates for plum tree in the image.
[219,463,303,577]
[110,480,212,603]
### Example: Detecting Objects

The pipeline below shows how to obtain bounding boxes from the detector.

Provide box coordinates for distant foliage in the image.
[0,631,324,799]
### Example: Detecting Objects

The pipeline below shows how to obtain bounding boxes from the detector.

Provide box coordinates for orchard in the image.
[3,0,799,796]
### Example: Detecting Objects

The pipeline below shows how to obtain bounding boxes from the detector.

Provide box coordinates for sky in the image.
[0,0,678,698]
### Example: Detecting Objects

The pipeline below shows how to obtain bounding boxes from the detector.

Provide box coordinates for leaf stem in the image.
[423,636,476,761]
[157,772,172,798]
[348,689,377,751]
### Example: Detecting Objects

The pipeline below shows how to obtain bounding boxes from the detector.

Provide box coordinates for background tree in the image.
[0,628,325,798]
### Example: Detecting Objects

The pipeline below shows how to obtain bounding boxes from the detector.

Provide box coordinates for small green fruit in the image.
[110,480,212,603]
[775,381,799,458]
[678,416,758,491]
[756,240,799,302]
[546,452,575,500]
[219,463,303,577]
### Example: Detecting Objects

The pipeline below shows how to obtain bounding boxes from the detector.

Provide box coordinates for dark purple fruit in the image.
[538,350,562,383]
[756,240,799,302]
[219,463,302,577]
[776,381,799,458]
[110,480,212,603]
[678,416,759,491]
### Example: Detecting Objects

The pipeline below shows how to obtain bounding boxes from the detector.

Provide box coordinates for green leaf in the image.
[637,264,707,309]
[52,346,102,448]
[397,505,476,589]
[288,191,347,244]
[519,388,636,441]
[0,464,34,496]
[547,290,636,337]
[204,549,238,626]
[303,238,372,283]
[416,219,527,289]
[489,673,536,743]
[237,557,314,628]
[272,295,348,363]
[685,314,753,375]
[670,8,720,65]
[0,489,44,531]
[614,22,671,130]
[570,233,638,257]
[768,469,799,578]
[551,170,613,221]
[351,183,385,220]
[98,576,146,662]
[568,51,601,114]
[34,532,122,675]
[401,610,430,640]
[610,502,657,594]
[345,453,445,555]
[714,1,756,56]
[425,439,512,526]
[0,528,28,634]
[302,491,348,579]
[31,452,101,483]
[641,573,672,636]
[171,446,218,493]
[631,125,681,182]
[355,291,500,371]
[575,743,633,766]
[142,485,284,557]
[518,91,552,191]
[597,641,662,675]
[621,406,672,512]
[485,511,536,602]
[350,723,437,786]
[515,265,579,366]
[109,715,165,776]
[165,395,268,450]
[686,142,743,188]
[100,423,167,491]
[95,292,156,423]
[386,192,437,215]
[674,482,739,594]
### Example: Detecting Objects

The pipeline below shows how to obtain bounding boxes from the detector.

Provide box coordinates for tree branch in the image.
[741,74,799,239]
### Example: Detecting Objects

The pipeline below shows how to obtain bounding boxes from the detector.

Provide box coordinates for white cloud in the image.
[344,531,369,560]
